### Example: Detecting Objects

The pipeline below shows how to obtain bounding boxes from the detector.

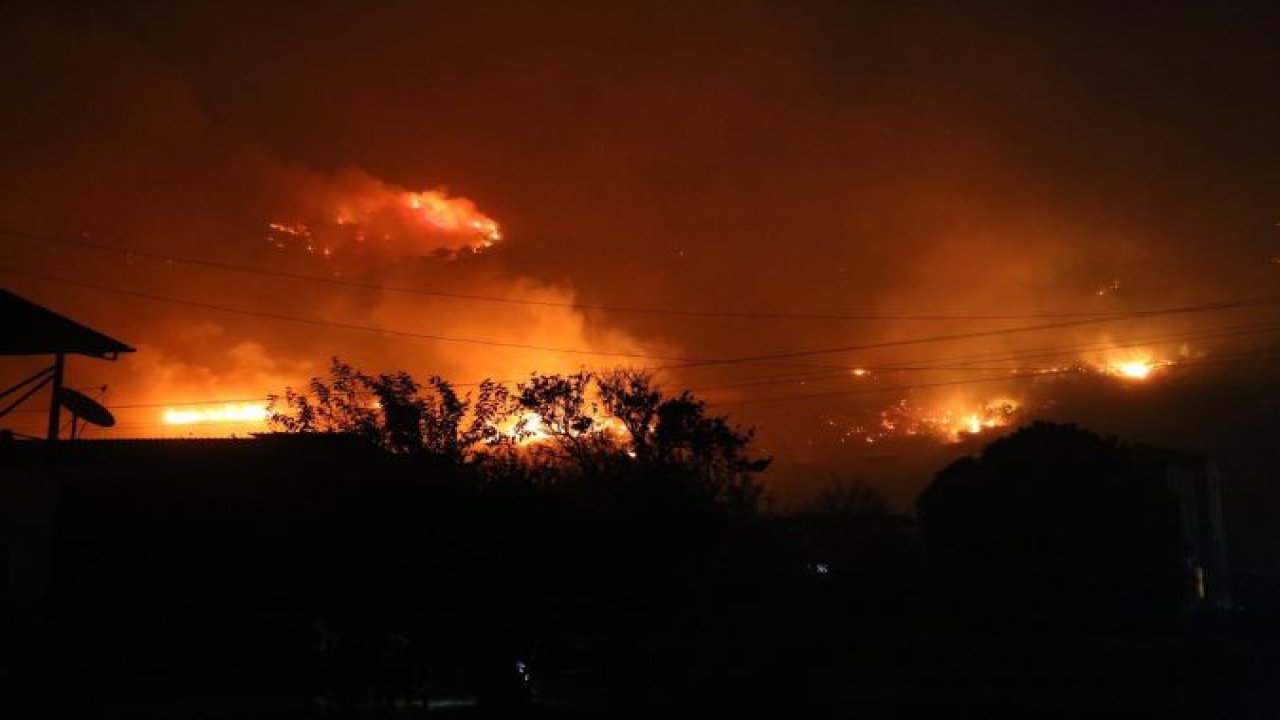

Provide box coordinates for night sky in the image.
[2,2,1279,549]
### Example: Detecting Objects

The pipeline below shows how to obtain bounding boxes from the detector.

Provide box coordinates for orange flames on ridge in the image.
[831,342,1197,446]
[270,175,502,258]
[402,191,502,247]
[840,396,1022,445]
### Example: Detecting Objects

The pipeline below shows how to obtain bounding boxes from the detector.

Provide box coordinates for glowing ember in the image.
[267,221,312,239]
[163,403,270,425]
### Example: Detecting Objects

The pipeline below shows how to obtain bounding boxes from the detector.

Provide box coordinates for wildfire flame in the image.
[1092,349,1173,381]
[511,412,551,445]
[502,411,626,448]
[404,191,502,246]
[162,403,270,426]
[911,399,1020,442]
[1111,360,1156,380]
[271,174,502,258]
[847,397,1021,445]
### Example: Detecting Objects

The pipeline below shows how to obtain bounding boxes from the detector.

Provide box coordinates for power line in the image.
[685,320,1280,393]
[9,350,1277,434]
[660,296,1280,371]
[685,372,1073,409]
[705,349,1280,408]
[0,266,698,363]
[0,266,1172,368]
[893,320,1280,370]
[5,314,1277,420]
[2,226,1148,322]
[4,364,1048,415]
[685,365,1058,393]
[7,264,1277,375]
[58,351,1280,431]
[5,263,1278,425]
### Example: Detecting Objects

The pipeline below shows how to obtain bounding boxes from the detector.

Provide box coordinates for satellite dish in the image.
[57,388,116,428]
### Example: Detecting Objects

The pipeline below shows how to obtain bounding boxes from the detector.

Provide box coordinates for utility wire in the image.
[6,265,1277,374]
[709,371,1073,408]
[2,364,1063,415]
[11,351,1278,430]
[0,266,698,363]
[660,296,1280,371]
[686,320,1280,393]
[6,316,1278,419]
[705,349,1280,408]
[3,226,1145,322]
[892,321,1280,369]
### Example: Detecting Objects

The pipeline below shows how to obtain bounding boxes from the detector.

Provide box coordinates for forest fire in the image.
[504,410,628,448]
[2,0,1273,515]
[269,179,502,258]
[510,412,551,445]
[850,397,1022,445]
[404,191,502,247]
[911,398,1021,442]
[1092,349,1177,382]
[1111,361,1157,380]
[4,6,1278,711]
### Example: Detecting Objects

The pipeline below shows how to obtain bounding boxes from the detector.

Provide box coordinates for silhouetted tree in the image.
[597,368,770,510]
[367,370,425,454]
[420,376,512,463]
[597,368,662,461]
[513,371,619,468]
[268,358,512,459]
[270,362,768,508]
[268,359,379,438]
[916,421,1185,625]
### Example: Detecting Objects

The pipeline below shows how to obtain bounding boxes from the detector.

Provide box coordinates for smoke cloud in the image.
[2,2,1279,545]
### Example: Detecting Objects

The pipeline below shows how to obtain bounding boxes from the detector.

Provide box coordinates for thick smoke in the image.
[0,6,656,438]
[1,3,1278,535]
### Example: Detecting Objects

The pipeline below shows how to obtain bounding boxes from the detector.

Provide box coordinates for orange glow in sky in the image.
[162,403,270,426]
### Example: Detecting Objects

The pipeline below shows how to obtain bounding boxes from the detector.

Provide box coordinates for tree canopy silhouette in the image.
[916,421,1186,624]
[267,359,510,459]
[268,360,768,509]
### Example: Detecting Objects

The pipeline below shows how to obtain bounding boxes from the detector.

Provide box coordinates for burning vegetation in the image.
[835,396,1022,445]
[153,337,1218,453]
[263,361,765,483]
[1,0,1277,516]
[807,338,1224,448]
[267,178,502,260]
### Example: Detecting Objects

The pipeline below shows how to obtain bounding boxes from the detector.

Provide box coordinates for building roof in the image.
[0,288,134,359]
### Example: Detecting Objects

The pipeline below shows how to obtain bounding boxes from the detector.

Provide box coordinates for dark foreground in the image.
[3,436,1279,718]
[6,601,1280,718]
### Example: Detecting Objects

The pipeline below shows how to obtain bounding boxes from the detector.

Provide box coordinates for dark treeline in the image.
[4,363,1280,718]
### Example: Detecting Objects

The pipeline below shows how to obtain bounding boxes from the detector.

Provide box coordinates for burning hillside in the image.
[267,171,502,260]
[1,2,1279,518]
